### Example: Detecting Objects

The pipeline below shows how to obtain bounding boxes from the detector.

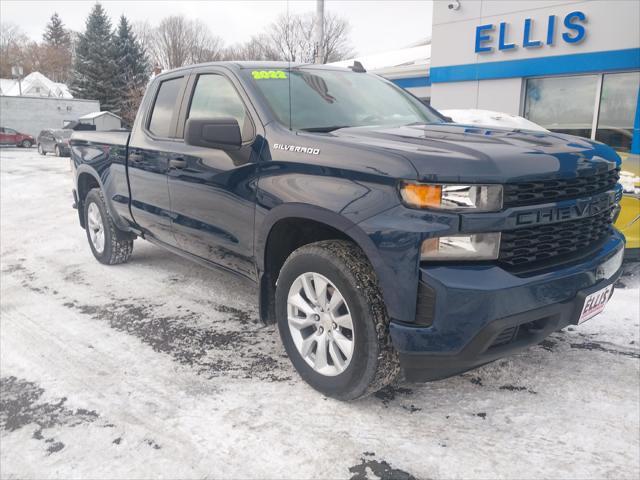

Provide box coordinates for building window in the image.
[596,72,640,152]
[524,72,640,152]
[524,75,599,140]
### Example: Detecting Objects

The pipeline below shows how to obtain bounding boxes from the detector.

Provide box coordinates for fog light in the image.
[421,233,501,260]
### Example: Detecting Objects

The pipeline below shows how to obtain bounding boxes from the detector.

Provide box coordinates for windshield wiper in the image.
[300,126,351,133]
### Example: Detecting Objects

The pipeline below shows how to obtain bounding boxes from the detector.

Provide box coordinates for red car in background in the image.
[0,127,35,148]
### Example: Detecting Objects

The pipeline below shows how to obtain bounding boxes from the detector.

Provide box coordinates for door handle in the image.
[169,158,187,169]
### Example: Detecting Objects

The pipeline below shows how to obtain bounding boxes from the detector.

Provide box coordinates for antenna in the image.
[349,61,367,73]
[287,0,292,130]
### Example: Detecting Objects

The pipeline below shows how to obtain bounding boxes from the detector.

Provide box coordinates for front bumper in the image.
[390,231,625,381]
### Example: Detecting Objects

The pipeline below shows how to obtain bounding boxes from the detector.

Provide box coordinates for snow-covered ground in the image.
[1,148,639,479]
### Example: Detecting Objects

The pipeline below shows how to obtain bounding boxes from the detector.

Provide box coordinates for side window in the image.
[6,128,16,135]
[148,77,183,138]
[188,74,253,141]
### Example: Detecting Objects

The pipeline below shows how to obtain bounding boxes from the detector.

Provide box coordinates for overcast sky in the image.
[1,1,433,56]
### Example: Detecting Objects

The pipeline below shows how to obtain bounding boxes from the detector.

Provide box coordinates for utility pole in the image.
[314,0,325,64]
[11,66,24,95]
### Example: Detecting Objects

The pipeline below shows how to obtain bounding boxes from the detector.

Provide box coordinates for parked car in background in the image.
[37,129,73,157]
[0,127,35,148]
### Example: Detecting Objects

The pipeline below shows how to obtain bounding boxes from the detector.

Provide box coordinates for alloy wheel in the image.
[287,272,355,376]
[87,202,105,254]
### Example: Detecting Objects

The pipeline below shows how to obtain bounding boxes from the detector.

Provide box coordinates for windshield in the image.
[247,68,442,131]
[53,130,73,139]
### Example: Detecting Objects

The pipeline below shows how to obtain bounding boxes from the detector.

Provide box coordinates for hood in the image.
[328,123,620,183]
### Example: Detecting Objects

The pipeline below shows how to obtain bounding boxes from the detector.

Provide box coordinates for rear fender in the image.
[75,165,133,234]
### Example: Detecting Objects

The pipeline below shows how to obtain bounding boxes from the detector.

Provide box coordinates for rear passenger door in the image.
[127,72,189,247]
[166,67,263,278]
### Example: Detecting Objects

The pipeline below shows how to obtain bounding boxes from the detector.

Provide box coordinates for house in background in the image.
[0,71,73,98]
[1,71,99,137]
[78,111,122,131]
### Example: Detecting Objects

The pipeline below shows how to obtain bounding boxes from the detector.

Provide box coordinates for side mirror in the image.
[185,117,242,150]
[442,116,454,123]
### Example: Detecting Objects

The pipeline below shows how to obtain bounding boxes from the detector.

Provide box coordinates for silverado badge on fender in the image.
[273,143,320,155]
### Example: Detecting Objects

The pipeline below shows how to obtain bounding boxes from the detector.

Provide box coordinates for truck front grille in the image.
[499,209,613,269]
[503,168,619,207]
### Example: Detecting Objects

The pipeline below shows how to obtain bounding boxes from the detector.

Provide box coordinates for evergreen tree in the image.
[70,3,120,112]
[43,12,71,48]
[113,15,150,125]
[42,12,73,83]
[114,16,149,93]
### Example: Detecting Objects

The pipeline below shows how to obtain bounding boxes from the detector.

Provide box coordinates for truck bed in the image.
[70,130,130,147]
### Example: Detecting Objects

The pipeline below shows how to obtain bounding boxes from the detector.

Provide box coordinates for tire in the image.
[276,240,399,400]
[84,188,134,265]
[38,144,46,155]
[21,139,32,148]
[55,145,61,157]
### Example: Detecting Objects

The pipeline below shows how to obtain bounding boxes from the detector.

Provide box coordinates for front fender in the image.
[255,202,404,321]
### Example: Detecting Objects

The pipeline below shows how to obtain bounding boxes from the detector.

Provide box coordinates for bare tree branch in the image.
[147,15,225,69]
[222,11,354,64]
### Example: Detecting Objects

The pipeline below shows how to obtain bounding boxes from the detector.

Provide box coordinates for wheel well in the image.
[260,218,351,324]
[77,173,100,228]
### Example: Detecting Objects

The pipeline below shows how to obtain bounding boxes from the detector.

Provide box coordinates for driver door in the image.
[167,67,262,278]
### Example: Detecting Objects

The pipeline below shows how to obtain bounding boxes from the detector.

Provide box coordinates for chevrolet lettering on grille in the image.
[515,194,614,226]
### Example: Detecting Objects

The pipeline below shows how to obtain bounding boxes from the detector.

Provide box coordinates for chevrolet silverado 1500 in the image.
[69,62,625,400]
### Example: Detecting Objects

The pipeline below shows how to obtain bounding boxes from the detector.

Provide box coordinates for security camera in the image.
[448,0,460,10]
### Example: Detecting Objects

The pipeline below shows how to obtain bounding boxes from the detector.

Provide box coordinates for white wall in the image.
[432,78,523,114]
[432,0,639,67]
[0,96,100,137]
[81,115,121,131]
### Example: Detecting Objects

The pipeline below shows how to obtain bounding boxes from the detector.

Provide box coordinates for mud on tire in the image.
[84,188,134,265]
[276,239,400,400]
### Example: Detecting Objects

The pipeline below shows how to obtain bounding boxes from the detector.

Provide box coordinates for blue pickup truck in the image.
[70,62,625,400]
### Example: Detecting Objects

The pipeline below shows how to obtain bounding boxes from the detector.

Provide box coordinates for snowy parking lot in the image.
[1,147,639,479]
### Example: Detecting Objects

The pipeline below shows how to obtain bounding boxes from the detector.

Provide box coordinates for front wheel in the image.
[21,139,32,148]
[276,240,399,400]
[84,188,134,265]
[37,144,46,155]
[55,145,61,157]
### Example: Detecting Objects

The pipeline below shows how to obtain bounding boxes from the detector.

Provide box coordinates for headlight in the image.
[421,233,501,260]
[399,182,503,211]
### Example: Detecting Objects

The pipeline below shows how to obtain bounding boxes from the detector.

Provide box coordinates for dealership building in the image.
[377,0,640,154]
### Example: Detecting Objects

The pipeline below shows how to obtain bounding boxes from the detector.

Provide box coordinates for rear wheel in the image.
[276,240,399,400]
[84,188,134,265]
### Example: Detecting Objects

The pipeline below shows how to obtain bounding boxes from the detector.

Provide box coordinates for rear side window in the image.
[188,74,253,140]
[148,77,183,138]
